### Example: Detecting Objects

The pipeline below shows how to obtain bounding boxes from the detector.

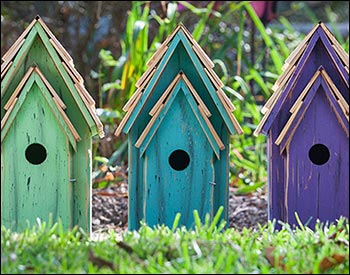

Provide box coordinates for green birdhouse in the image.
[1,16,104,232]
[115,24,243,230]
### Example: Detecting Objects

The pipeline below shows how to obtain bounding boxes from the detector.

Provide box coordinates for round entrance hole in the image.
[25,143,47,165]
[308,144,330,165]
[169,149,190,171]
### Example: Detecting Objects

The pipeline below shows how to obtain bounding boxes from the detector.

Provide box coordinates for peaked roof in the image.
[135,72,225,159]
[114,23,243,138]
[254,22,349,137]
[1,66,80,151]
[1,15,104,138]
[275,67,349,153]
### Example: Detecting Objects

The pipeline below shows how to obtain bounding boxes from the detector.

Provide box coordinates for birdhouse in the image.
[254,22,349,228]
[115,24,243,230]
[1,16,104,232]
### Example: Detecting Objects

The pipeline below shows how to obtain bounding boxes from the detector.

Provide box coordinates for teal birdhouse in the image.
[1,16,104,232]
[115,24,243,230]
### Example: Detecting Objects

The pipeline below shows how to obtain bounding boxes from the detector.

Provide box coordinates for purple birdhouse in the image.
[254,22,349,228]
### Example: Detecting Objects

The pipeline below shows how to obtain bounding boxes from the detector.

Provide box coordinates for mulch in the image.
[92,180,268,233]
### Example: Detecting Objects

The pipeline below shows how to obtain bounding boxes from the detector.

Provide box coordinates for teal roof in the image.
[115,24,243,139]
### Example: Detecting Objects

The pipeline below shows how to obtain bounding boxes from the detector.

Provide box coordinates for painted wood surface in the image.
[1,83,72,231]
[261,30,349,135]
[257,23,349,229]
[122,25,240,230]
[144,92,215,228]
[286,90,349,228]
[1,17,103,232]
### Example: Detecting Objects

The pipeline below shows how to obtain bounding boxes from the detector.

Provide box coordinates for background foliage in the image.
[1,1,349,193]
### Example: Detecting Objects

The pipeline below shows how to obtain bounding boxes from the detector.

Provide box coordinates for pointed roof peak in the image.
[255,22,348,136]
[1,16,104,138]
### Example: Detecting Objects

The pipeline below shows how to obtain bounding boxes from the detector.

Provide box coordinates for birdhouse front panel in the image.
[284,85,349,227]
[142,88,215,228]
[1,79,73,230]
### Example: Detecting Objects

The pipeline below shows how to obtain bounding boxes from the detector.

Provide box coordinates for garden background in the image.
[1,1,349,274]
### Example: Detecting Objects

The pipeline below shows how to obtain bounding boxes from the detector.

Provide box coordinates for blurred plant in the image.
[93,1,349,194]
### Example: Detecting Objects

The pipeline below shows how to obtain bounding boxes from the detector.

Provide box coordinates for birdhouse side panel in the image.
[127,131,144,230]
[213,124,230,223]
[267,127,286,224]
[1,86,72,231]
[142,92,215,228]
[70,131,92,233]
[286,91,349,227]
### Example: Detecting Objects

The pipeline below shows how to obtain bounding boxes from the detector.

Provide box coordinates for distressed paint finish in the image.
[262,35,348,136]
[1,84,72,230]
[144,92,214,228]
[286,91,349,227]
[257,23,349,229]
[1,17,104,232]
[120,25,242,230]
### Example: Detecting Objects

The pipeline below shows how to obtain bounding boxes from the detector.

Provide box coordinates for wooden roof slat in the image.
[73,83,103,135]
[146,45,169,67]
[1,39,26,72]
[1,61,13,79]
[33,66,66,109]
[321,69,349,113]
[136,78,223,158]
[1,18,36,62]
[149,73,182,116]
[320,22,349,67]
[1,98,17,130]
[262,66,296,114]
[289,69,321,113]
[135,103,164,148]
[216,89,235,112]
[181,73,211,117]
[74,82,96,108]
[50,39,84,84]
[203,67,223,90]
[114,92,142,137]
[274,102,302,146]
[272,65,297,93]
[4,66,35,111]
[284,23,319,65]
[198,105,225,150]
[52,97,81,141]
[122,88,143,113]
[192,44,214,69]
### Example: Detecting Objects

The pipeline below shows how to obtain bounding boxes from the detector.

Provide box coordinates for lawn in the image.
[1,210,349,274]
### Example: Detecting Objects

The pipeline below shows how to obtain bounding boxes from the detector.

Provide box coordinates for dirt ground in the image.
[92,180,268,233]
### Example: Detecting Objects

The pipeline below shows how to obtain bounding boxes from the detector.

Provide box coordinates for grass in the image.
[1,212,349,274]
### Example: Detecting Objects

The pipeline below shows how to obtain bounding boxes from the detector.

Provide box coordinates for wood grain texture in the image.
[143,92,215,228]
[259,23,349,229]
[285,91,349,228]
[1,16,103,233]
[124,24,238,230]
[1,84,72,231]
